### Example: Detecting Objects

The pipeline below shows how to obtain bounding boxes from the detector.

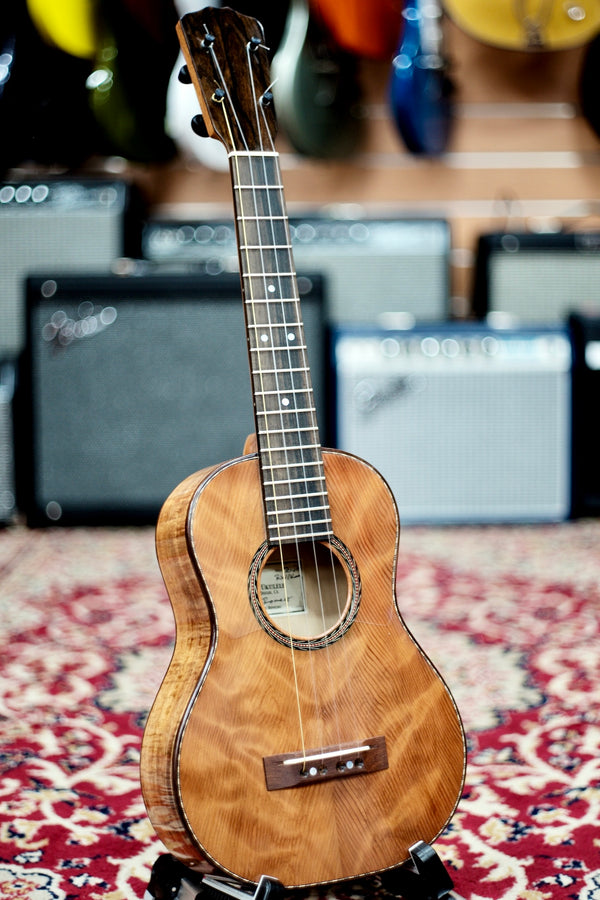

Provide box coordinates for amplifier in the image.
[19,272,326,525]
[333,324,572,524]
[0,179,138,356]
[569,313,600,517]
[142,216,451,324]
[0,360,16,524]
[473,231,600,324]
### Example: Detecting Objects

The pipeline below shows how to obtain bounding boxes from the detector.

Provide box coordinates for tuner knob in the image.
[261,91,274,107]
[178,65,192,84]
[191,114,208,138]
[202,33,215,49]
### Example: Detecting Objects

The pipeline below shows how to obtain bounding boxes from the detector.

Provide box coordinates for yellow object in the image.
[443,0,600,49]
[27,0,98,59]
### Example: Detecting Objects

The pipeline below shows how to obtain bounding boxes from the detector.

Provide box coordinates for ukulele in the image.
[140,6,466,889]
[389,0,454,156]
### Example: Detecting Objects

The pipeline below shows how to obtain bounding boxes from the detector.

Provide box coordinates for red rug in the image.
[0,522,598,900]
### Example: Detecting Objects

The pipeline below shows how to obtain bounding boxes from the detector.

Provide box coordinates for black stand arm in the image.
[380,841,464,900]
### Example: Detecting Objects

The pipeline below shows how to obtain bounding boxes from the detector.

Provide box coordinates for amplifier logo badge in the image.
[41,296,118,349]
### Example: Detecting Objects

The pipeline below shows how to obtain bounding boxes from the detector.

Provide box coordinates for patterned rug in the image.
[0,521,599,900]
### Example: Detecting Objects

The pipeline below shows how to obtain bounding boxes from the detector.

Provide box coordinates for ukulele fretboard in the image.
[232,152,332,544]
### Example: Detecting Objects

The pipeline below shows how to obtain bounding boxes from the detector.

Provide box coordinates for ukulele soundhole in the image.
[249,537,360,649]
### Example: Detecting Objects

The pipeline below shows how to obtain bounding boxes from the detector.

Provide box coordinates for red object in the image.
[310,0,404,59]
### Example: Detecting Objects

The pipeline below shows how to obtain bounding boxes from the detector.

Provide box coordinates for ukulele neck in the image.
[230,150,332,545]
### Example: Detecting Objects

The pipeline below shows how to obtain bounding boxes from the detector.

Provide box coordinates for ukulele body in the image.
[141,447,466,889]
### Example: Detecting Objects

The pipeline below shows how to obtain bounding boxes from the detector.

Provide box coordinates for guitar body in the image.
[271,0,363,159]
[389,1,454,156]
[142,448,466,888]
[443,0,600,50]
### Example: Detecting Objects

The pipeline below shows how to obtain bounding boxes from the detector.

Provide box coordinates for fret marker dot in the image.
[260,333,269,342]
[282,397,290,406]
[268,284,275,293]
[287,331,296,341]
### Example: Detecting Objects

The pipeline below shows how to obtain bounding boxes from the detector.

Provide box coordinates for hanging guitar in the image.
[140,6,466,890]
[270,0,363,159]
[442,0,600,50]
[389,0,454,156]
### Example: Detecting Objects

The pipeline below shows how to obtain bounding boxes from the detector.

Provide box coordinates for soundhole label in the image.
[249,537,360,649]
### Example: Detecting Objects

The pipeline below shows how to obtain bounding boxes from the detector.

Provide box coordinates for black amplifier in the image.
[473,231,600,324]
[570,313,600,517]
[19,271,326,525]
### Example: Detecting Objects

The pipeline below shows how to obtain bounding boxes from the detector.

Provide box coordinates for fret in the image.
[269,521,333,538]
[242,268,296,286]
[245,297,299,306]
[249,342,307,351]
[231,155,279,178]
[237,213,287,221]
[250,346,308,354]
[237,219,289,246]
[247,320,303,330]
[246,309,301,324]
[258,425,317,442]
[266,506,331,519]
[230,150,279,157]
[263,475,327,487]
[240,242,293,252]
[264,462,323,473]
[243,270,295,278]
[240,250,293,275]
[256,396,315,402]
[258,444,321,458]
[255,387,315,402]
[265,491,329,503]
[252,344,308,356]
[236,195,285,220]
[257,410,316,419]
[251,364,309,375]
[269,515,333,529]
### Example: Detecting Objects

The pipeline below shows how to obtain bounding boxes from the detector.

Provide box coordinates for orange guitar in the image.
[140,6,466,890]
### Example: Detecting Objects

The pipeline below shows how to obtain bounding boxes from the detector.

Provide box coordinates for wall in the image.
[143,19,600,317]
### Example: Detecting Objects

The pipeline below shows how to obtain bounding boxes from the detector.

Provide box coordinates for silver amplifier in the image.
[333,324,572,524]
[142,216,450,325]
[0,179,135,355]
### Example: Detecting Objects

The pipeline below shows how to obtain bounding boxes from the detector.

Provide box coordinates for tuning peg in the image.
[261,91,274,107]
[191,114,208,137]
[178,65,192,84]
[202,33,215,50]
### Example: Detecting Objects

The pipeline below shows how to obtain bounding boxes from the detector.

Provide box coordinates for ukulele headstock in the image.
[176,6,277,154]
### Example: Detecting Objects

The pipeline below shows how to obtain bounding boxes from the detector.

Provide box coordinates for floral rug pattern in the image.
[0,522,599,900]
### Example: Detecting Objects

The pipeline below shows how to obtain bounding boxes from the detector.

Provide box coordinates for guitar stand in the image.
[144,841,462,900]
[379,841,463,900]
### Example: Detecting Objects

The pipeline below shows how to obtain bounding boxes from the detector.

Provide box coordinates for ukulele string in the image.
[247,41,353,761]
[215,37,312,762]
[243,42,326,760]
[253,103,335,761]
[251,48,360,760]
[209,29,359,765]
